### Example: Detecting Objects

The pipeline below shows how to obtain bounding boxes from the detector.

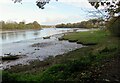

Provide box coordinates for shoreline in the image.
[0,28,94,33]
[2,29,84,69]
[1,28,98,69]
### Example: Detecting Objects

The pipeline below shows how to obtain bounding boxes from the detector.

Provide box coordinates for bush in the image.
[107,16,120,37]
[2,71,18,83]
[40,64,67,82]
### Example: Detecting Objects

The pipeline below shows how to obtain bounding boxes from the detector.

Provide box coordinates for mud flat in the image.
[1,29,85,69]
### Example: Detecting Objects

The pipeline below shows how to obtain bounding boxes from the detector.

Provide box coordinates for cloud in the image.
[0,0,36,4]
[59,0,95,9]
[51,0,88,2]
[42,15,84,25]
[0,0,12,4]
[0,0,96,25]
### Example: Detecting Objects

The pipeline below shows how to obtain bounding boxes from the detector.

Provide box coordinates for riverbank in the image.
[2,30,120,82]
[1,28,85,69]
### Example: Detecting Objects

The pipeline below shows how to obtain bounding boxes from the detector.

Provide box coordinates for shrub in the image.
[107,16,120,37]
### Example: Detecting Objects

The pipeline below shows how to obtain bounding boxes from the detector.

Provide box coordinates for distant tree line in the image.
[41,25,53,28]
[55,18,104,29]
[0,21,41,30]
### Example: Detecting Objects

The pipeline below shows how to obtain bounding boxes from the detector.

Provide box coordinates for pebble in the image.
[103,79,110,82]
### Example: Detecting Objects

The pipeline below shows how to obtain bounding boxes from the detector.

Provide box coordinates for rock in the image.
[103,79,110,82]
[43,36,50,39]
[4,53,11,55]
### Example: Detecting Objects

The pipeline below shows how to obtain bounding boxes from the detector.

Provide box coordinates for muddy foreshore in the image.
[2,30,85,69]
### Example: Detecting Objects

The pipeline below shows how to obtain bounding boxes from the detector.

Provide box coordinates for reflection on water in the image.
[0,28,71,44]
[0,30,40,44]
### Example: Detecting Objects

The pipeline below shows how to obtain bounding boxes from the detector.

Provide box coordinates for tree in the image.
[1,21,41,30]
[12,0,119,16]
[33,21,41,29]
[88,0,120,36]
[88,0,120,19]
[12,0,56,9]
[55,18,102,28]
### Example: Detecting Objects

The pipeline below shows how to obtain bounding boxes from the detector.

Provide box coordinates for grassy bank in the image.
[2,30,120,82]
[59,30,110,45]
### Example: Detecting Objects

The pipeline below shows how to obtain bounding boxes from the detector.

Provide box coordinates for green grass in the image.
[61,30,110,45]
[2,30,120,82]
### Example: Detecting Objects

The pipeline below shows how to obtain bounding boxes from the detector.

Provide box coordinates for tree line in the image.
[55,18,104,29]
[0,21,41,30]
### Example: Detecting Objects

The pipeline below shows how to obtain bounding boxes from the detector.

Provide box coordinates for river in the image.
[0,28,89,69]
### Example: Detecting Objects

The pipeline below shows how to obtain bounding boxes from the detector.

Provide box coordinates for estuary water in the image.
[0,28,72,44]
[0,28,89,69]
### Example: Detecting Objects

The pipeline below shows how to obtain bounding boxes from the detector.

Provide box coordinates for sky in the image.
[0,0,97,25]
